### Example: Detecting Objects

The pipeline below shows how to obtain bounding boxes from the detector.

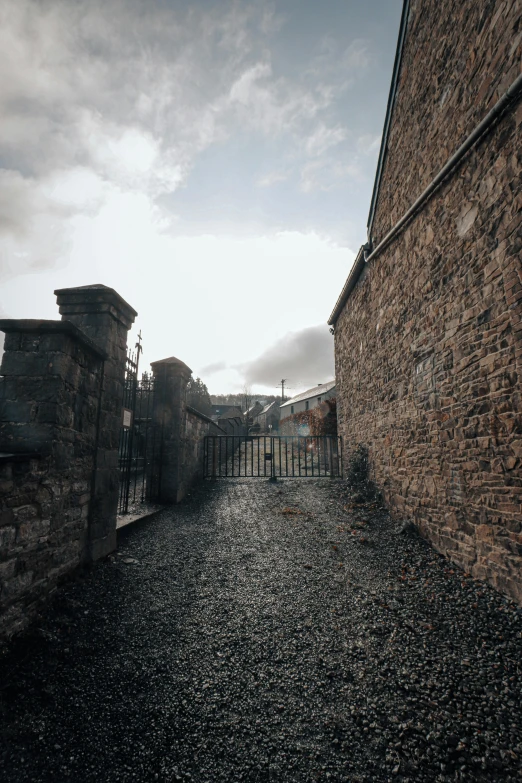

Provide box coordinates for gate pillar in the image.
[55,284,137,560]
[150,356,192,503]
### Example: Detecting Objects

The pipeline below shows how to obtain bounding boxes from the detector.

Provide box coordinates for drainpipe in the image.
[365,69,522,266]
[329,68,522,326]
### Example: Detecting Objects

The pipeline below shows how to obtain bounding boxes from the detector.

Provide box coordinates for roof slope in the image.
[259,401,279,415]
[280,380,335,409]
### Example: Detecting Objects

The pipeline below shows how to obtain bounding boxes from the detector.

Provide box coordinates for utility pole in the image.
[280,379,288,402]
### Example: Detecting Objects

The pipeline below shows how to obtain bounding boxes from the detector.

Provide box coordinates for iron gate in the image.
[203,435,343,479]
[118,338,163,513]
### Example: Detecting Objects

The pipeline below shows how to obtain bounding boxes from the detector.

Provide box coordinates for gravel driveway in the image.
[1,478,521,782]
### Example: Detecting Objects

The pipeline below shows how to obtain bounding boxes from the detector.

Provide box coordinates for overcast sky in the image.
[0,0,402,396]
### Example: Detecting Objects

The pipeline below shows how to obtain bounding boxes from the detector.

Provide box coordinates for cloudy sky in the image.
[0,0,402,395]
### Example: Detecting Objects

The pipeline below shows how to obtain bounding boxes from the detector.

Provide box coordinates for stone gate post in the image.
[150,356,192,503]
[54,285,137,559]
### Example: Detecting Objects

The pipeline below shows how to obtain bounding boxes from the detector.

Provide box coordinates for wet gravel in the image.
[1,478,521,782]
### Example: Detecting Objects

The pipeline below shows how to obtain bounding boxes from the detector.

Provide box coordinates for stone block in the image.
[35,403,74,428]
[0,422,55,455]
[1,351,49,377]
[0,559,16,583]
[1,571,34,600]
[0,526,16,551]
[51,441,74,470]
[17,518,50,541]
[0,400,36,423]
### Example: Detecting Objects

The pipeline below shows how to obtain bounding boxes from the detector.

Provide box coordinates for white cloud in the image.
[304,124,348,157]
[357,133,382,155]
[299,158,365,194]
[240,324,335,390]
[0,0,365,282]
[257,170,289,187]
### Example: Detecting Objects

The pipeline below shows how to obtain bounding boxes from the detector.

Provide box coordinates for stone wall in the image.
[150,358,234,502]
[372,0,522,244]
[216,416,244,436]
[333,1,522,601]
[0,286,135,642]
[0,321,104,639]
[180,407,225,498]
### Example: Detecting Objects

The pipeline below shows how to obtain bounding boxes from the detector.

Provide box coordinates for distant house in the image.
[280,380,336,418]
[245,401,263,423]
[210,404,243,422]
[255,401,280,432]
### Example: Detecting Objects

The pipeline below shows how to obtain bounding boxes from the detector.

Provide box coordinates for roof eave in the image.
[328,0,411,327]
[327,246,366,325]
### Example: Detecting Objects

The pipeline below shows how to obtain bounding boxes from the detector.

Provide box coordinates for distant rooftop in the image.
[280,380,335,409]
[259,400,279,415]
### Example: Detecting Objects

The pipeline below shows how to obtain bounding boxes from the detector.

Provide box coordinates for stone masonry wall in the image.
[0,322,104,639]
[372,0,522,244]
[334,2,522,602]
[335,108,522,601]
[180,408,225,498]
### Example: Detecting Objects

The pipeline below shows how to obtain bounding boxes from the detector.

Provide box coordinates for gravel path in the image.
[1,479,521,782]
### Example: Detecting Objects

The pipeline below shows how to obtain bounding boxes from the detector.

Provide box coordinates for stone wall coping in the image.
[54,284,138,321]
[0,451,42,463]
[0,319,108,360]
[186,404,225,430]
[151,356,192,374]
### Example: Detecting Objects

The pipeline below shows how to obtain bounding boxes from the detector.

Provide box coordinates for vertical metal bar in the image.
[329,437,334,478]
[298,437,301,476]
[212,437,217,479]
[251,435,253,476]
[141,382,149,499]
[278,437,282,477]
[219,436,222,477]
[225,436,229,477]
[311,437,315,477]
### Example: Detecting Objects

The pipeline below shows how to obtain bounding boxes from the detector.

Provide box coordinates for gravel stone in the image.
[0,479,521,782]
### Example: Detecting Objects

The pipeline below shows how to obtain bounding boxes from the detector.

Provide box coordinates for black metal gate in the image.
[203,435,343,479]
[118,338,163,513]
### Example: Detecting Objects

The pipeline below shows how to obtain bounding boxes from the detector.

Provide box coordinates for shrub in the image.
[346,444,376,501]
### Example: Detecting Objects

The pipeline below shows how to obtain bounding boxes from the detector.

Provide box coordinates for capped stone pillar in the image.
[55,285,137,560]
[151,356,192,504]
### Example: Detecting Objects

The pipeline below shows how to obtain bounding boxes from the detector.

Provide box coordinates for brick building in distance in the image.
[330,0,522,601]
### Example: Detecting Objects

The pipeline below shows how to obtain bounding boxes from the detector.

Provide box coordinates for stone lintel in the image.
[54,284,137,330]
[0,319,108,360]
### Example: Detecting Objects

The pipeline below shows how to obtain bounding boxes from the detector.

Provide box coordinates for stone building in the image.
[330,0,522,601]
[255,401,281,432]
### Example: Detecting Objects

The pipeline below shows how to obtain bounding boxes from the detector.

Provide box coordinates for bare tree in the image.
[242,384,252,416]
